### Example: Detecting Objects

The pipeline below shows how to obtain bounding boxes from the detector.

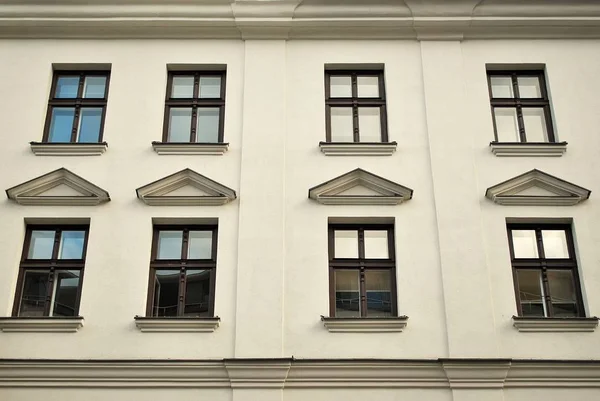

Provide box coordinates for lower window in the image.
[13,226,88,317]
[147,226,217,317]
[508,223,585,317]
[328,224,397,317]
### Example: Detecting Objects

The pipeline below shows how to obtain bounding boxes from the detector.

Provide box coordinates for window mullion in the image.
[352,75,359,142]
[44,268,55,316]
[190,107,198,143]
[48,270,59,317]
[358,230,366,316]
[178,266,186,316]
[536,229,553,316]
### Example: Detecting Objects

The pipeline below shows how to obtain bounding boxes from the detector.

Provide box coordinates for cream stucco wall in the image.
[0,38,599,370]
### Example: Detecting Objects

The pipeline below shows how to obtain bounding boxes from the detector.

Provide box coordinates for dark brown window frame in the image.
[12,225,89,317]
[328,224,397,317]
[487,69,556,143]
[161,71,227,143]
[507,223,585,318]
[42,70,111,143]
[324,69,389,143]
[146,225,218,317]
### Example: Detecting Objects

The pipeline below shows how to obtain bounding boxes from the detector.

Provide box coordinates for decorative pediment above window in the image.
[136,169,236,206]
[308,168,413,205]
[485,169,591,206]
[6,168,110,206]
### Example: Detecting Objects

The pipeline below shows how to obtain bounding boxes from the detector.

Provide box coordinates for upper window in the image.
[328,224,396,318]
[43,71,110,143]
[325,69,388,143]
[13,225,89,317]
[162,71,226,143]
[487,69,555,143]
[508,223,584,318]
[147,226,218,317]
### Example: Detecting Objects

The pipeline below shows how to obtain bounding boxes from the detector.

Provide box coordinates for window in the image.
[487,69,555,143]
[328,224,396,317]
[43,71,110,143]
[325,69,388,143]
[147,226,218,317]
[12,226,88,317]
[162,71,226,143]
[508,223,584,317]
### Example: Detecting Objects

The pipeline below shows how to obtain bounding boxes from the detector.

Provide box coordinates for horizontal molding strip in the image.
[0,0,599,39]
[1,359,600,389]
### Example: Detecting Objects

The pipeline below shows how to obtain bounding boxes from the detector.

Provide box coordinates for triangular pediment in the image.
[136,169,236,206]
[6,168,110,206]
[308,168,413,205]
[485,169,591,206]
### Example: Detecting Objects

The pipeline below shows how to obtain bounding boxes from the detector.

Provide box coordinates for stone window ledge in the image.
[512,316,599,332]
[0,316,84,332]
[319,142,397,156]
[134,316,220,332]
[321,315,408,332]
[152,142,229,155]
[30,142,108,156]
[490,141,567,157]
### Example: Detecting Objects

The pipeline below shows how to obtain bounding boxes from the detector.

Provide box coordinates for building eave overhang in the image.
[1,0,600,40]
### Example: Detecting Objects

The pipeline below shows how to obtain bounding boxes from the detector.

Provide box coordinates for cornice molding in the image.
[30,142,108,156]
[1,0,599,40]
[1,359,600,388]
[5,168,110,206]
[134,317,221,332]
[485,169,591,206]
[321,316,409,333]
[0,317,84,333]
[512,316,599,333]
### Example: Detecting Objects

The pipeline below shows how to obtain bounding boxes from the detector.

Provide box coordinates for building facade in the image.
[0,0,599,400]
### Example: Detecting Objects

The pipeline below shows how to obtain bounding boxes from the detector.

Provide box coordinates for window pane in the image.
[490,76,514,98]
[55,76,79,98]
[494,107,519,142]
[548,270,578,317]
[167,107,192,142]
[77,107,102,143]
[199,76,221,98]
[52,270,80,317]
[152,270,180,317]
[358,107,381,142]
[330,107,353,142]
[335,270,360,317]
[523,107,549,142]
[83,76,106,98]
[542,230,569,259]
[334,230,358,258]
[58,231,86,259]
[171,76,194,98]
[18,271,49,317]
[48,107,75,142]
[516,270,545,317]
[157,231,183,259]
[366,270,392,317]
[518,76,542,98]
[184,269,210,316]
[188,231,212,259]
[511,230,539,258]
[329,76,351,98]
[196,107,220,143]
[364,230,389,259]
[28,230,56,259]
[357,76,379,98]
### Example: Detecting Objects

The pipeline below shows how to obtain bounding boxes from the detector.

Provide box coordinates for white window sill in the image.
[490,142,567,157]
[152,142,229,155]
[319,142,397,156]
[30,142,108,156]
[134,316,220,332]
[512,316,599,332]
[321,315,408,332]
[0,316,84,332]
